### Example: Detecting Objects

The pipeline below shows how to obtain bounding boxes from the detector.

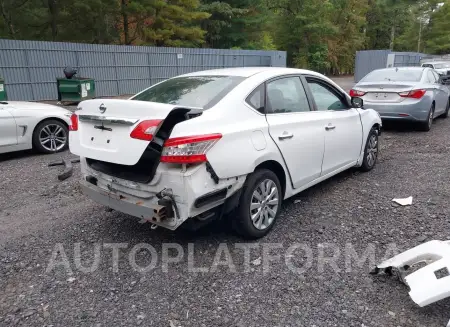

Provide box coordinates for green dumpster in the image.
[57,78,95,102]
[0,78,7,101]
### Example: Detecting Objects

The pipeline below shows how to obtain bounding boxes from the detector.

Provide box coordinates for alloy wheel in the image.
[249,179,279,230]
[428,108,434,129]
[366,134,378,168]
[39,124,67,152]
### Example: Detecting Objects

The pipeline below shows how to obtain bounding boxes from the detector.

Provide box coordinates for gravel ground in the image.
[1,79,450,326]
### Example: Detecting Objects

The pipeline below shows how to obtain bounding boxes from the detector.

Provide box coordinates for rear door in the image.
[304,76,363,176]
[264,75,329,189]
[0,104,17,147]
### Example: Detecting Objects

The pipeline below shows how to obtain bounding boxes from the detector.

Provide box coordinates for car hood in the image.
[7,101,72,114]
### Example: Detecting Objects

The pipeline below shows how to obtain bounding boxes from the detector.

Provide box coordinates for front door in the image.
[304,77,363,176]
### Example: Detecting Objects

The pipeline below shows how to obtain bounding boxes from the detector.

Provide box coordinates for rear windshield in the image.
[131,75,245,109]
[361,69,423,82]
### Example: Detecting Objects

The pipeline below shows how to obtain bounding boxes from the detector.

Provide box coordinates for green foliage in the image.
[425,2,450,54]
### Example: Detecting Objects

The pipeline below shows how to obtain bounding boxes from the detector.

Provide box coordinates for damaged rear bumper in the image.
[372,240,450,307]
[81,179,178,228]
[79,158,246,230]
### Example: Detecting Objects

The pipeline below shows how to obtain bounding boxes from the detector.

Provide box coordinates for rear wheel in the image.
[233,169,282,239]
[32,119,69,153]
[420,103,434,132]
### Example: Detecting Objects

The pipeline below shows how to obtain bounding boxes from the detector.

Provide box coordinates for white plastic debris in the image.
[66,277,76,283]
[372,240,450,307]
[392,196,413,206]
[251,257,262,266]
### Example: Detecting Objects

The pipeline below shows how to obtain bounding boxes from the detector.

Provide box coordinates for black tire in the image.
[442,98,449,118]
[233,169,282,239]
[360,127,379,172]
[420,103,434,132]
[32,119,69,154]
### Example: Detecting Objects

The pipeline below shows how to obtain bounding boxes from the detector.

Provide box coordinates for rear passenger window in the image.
[246,84,265,113]
[266,77,310,114]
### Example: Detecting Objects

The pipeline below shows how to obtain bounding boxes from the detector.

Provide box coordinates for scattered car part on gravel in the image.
[371,240,450,307]
[48,157,81,181]
[392,196,413,206]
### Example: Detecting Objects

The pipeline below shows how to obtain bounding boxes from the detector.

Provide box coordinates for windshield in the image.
[433,63,450,69]
[361,69,423,82]
[131,75,245,109]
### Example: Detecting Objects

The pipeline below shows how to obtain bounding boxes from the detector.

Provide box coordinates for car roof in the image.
[373,67,426,73]
[422,61,448,64]
[178,67,323,78]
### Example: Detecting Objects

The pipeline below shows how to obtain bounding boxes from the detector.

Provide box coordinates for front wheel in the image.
[360,127,379,172]
[233,169,282,239]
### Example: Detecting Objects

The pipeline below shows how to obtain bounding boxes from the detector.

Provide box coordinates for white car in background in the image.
[421,61,450,75]
[70,67,382,239]
[0,101,71,154]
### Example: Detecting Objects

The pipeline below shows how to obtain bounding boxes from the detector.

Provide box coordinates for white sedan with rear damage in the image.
[69,67,382,239]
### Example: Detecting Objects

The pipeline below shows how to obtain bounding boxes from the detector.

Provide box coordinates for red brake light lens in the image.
[161,134,222,164]
[399,89,426,99]
[69,113,78,131]
[130,120,163,141]
[349,89,366,97]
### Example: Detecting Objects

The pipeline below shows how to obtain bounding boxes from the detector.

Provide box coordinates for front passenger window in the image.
[307,81,348,111]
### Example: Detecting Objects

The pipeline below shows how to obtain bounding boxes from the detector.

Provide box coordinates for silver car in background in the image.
[351,67,450,131]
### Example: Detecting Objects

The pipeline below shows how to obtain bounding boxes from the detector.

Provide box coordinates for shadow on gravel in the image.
[101,166,358,246]
[0,149,38,162]
[381,117,447,133]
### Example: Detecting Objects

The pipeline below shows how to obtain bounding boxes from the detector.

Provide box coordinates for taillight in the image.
[160,134,222,164]
[130,120,163,141]
[399,89,426,99]
[349,89,366,97]
[69,113,78,131]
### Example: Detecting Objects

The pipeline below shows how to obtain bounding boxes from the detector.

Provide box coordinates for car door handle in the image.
[325,125,336,131]
[278,132,294,140]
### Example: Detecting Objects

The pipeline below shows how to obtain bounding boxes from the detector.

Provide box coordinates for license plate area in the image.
[80,122,126,151]
[374,92,389,99]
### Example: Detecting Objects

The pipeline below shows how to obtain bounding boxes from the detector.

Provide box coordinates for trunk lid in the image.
[70,99,181,166]
[356,82,417,103]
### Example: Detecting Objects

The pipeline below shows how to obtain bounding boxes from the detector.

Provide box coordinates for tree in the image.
[425,2,450,54]
[119,0,210,46]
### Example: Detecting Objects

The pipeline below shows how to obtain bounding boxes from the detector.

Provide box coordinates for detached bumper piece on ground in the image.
[371,240,450,307]
[48,157,80,181]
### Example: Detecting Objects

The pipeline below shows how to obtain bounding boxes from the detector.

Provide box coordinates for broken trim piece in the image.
[205,161,219,184]
[372,240,450,307]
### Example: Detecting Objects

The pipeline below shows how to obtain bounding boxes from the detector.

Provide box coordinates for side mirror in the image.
[351,97,364,109]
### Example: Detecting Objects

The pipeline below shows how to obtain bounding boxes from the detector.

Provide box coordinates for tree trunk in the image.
[121,0,130,45]
[0,0,15,38]
[389,25,395,50]
[47,0,58,41]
